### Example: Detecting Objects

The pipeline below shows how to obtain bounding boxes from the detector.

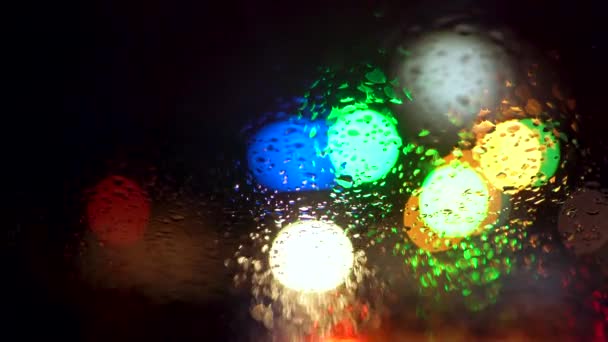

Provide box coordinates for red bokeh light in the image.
[314,318,366,342]
[86,175,150,247]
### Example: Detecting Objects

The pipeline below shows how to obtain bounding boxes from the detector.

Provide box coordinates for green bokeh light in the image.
[327,106,402,187]
[392,224,526,312]
[419,161,490,238]
[519,118,561,186]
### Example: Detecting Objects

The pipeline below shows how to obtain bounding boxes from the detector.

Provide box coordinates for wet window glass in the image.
[8,1,608,341]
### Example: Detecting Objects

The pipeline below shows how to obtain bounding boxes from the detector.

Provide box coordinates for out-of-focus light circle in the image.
[318,319,363,342]
[520,118,561,186]
[558,189,608,255]
[405,150,504,252]
[269,220,354,293]
[86,175,150,247]
[474,119,547,193]
[418,158,490,238]
[247,118,334,192]
[404,193,462,252]
[398,31,513,127]
[327,108,402,187]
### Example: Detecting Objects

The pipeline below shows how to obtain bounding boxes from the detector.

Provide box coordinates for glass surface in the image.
[7,1,608,341]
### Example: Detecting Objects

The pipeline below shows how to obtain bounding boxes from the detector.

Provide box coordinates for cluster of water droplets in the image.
[226,16,608,339]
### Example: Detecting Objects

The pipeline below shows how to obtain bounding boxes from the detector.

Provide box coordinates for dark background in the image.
[5,0,608,340]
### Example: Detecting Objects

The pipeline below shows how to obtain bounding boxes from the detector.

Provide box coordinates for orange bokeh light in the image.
[404,150,503,252]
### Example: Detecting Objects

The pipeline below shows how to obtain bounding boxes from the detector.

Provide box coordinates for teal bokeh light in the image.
[327,107,402,187]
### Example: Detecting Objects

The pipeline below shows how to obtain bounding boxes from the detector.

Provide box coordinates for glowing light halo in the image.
[520,118,561,186]
[86,175,150,247]
[327,106,402,187]
[247,117,335,192]
[405,150,503,248]
[269,220,354,293]
[404,192,462,252]
[475,119,539,193]
[397,30,514,127]
[419,160,490,238]
[398,152,523,308]
[442,150,504,236]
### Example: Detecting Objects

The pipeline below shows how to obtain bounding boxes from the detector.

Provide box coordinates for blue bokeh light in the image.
[247,117,335,192]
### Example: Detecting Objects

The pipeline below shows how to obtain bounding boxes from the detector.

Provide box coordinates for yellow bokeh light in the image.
[474,119,543,194]
[269,220,354,293]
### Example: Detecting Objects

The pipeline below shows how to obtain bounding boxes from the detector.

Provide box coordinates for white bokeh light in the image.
[269,220,354,293]
[399,30,514,127]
